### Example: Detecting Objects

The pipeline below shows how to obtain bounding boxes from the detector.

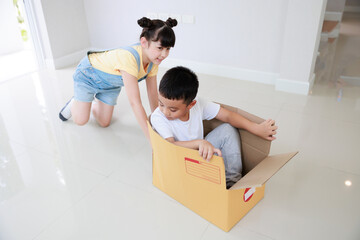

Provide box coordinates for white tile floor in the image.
[1,13,360,240]
[1,65,359,240]
[0,42,38,84]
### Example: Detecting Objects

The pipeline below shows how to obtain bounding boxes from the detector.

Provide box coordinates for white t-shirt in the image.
[150,97,220,141]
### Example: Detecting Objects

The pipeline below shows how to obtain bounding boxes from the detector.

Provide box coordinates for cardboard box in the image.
[148,103,298,232]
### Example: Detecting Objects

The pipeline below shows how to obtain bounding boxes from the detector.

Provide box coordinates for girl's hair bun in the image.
[165,18,178,28]
[137,17,152,28]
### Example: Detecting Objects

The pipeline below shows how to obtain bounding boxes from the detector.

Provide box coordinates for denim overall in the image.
[73,44,153,106]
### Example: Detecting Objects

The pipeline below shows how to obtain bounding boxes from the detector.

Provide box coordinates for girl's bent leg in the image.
[92,99,114,127]
[59,97,74,121]
[71,100,92,126]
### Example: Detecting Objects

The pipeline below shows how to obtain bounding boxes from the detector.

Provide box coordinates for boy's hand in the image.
[257,119,277,141]
[198,140,222,161]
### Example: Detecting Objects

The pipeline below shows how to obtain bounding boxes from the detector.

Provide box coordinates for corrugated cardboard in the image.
[148,103,298,232]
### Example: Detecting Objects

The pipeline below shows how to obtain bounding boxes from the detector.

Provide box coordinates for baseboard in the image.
[275,74,314,95]
[321,22,340,40]
[324,11,342,21]
[161,58,278,85]
[309,73,316,93]
[340,75,360,86]
[47,53,314,95]
[52,48,89,69]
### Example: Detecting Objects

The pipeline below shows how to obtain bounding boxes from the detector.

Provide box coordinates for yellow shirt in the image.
[88,45,158,79]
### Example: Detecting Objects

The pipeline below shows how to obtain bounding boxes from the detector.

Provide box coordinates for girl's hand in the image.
[198,140,222,161]
[257,119,277,141]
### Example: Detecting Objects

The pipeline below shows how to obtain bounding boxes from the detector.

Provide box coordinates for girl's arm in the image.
[215,107,277,141]
[121,70,150,140]
[145,75,159,112]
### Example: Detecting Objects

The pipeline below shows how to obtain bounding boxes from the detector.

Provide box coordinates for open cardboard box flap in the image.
[209,103,298,190]
[149,102,299,191]
[230,151,298,190]
[148,101,299,231]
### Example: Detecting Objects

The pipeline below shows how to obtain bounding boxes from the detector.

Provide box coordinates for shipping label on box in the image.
[148,103,298,232]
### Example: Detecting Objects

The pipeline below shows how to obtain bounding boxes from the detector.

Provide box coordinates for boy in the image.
[150,66,277,188]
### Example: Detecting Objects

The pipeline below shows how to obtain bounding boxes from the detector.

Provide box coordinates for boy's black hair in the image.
[138,17,177,47]
[159,66,199,105]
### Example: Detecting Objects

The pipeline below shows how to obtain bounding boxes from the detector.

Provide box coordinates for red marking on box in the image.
[243,187,255,202]
[185,157,221,184]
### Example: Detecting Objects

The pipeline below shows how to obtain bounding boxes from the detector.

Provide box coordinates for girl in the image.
[59,17,177,139]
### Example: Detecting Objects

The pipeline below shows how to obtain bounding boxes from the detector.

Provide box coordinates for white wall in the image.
[32,0,91,69]
[325,0,346,21]
[31,0,326,94]
[277,0,327,94]
[345,0,360,12]
[326,0,346,12]
[83,0,326,94]
[0,0,24,55]
[84,0,288,75]
[346,0,360,6]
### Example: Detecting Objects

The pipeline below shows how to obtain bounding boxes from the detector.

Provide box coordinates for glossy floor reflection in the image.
[0,44,38,84]
[0,62,359,239]
[1,12,360,239]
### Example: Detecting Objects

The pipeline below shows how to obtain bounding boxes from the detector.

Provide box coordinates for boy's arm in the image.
[166,137,222,161]
[145,75,159,112]
[215,107,277,141]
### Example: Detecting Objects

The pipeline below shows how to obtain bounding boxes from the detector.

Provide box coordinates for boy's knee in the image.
[220,123,238,135]
[221,123,233,129]
[220,123,241,149]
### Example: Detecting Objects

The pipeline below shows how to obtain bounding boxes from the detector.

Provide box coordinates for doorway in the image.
[313,0,360,101]
[0,0,39,83]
